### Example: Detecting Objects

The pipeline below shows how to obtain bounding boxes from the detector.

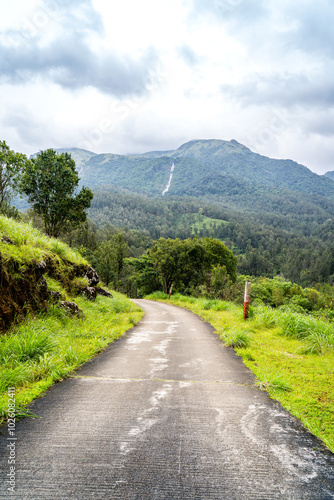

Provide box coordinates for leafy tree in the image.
[110,232,128,291]
[126,254,161,297]
[91,232,128,289]
[0,140,27,215]
[20,149,93,237]
[149,238,183,293]
[92,239,117,287]
[148,237,237,294]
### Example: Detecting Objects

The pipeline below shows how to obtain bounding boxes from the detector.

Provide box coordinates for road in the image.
[0,299,333,499]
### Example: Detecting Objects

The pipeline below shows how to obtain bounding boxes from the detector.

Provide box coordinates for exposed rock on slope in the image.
[0,216,110,333]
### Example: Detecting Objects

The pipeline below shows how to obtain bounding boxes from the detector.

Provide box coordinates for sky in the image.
[0,0,334,174]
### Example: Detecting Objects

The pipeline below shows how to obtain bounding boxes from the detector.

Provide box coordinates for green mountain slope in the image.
[54,139,334,219]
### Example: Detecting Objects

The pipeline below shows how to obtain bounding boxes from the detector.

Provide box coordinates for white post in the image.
[243,282,251,320]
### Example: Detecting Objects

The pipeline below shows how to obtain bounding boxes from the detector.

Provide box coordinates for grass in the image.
[0,292,144,424]
[0,215,88,266]
[147,293,334,452]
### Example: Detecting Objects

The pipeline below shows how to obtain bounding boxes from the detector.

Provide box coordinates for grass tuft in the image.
[147,293,334,452]
[0,292,144,424]
[221,328,251,348]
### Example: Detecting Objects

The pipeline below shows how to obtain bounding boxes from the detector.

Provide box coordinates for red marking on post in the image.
[243,282,251,320]
[168,284,173,300]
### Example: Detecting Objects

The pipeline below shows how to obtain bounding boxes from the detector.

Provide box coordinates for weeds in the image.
[0,293,144,424]
[221,328,251,348]
[256,372,293,393]
[149,293,334,452]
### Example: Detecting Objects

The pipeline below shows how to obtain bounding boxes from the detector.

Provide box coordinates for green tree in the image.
[93,240,117,287]
[149,237,237,294]
[92,232,128,289]
[149,238,182,293]
[113,232,128,291]
[126,254,161,297]
[20,149,93,237]
[0,141,27,215]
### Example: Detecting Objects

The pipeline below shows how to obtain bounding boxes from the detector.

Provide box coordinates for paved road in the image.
[0,299,333,499]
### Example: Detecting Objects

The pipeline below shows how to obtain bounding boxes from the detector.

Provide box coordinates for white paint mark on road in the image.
[179,381,192,389]
[241,404,322,482]
[149,357,168,377]
[120,383,173,456]
[154,338,172,356]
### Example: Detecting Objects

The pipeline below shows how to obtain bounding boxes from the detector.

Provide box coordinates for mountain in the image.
[53,139,334,220]
[25,140,334,285]
[324,171,334,180]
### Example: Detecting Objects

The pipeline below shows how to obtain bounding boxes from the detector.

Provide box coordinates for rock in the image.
[83,266,99,286]
[81,287,97,301]
[1,236,14,245]
[96,288,113,298]
[38,276,48,294]
[50,291,62,303]
[59,301,83,316]
[34,260,47,280]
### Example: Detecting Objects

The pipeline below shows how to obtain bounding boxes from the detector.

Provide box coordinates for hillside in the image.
[0,215,143,422]
[22,139,334,285]
[55,139,334,220]
[325,171,334,180]
[0,215,110,331]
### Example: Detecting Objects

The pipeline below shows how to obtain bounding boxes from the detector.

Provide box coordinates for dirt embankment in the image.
[0,250,98,332]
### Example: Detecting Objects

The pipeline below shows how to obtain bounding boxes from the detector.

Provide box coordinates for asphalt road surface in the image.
[0,299,333,499]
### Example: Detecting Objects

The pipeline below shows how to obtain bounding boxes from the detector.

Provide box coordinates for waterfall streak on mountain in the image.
[162,163,175,196]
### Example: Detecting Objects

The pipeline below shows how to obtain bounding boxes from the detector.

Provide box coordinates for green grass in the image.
[0,215,88,266]
[148,294,334,452]
[0,292,143,423]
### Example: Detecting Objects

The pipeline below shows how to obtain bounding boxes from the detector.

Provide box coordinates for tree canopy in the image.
[128,237,237,295]
[20,149,93,237]
[0,140,27,215]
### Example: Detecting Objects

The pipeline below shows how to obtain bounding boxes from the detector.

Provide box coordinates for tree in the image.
[93,240,117,287]
[20,149,93,237]
[91,232,128,289]
[113,232,128,290]
[149,237,237,294]
[149,238,184,293]
[0,141,27,215]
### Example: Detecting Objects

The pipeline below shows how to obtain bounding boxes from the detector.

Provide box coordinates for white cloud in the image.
[0,0,334,173]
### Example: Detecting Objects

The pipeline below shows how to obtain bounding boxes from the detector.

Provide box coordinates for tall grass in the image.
[148,293,334,451]
[0,215,87,265]
[0,293,144,423]
[276,309,334,354]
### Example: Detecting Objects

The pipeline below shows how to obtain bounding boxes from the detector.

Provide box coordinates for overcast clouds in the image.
[1,0,334,174]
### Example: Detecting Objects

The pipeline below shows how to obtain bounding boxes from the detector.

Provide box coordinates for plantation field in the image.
[147,293,334,452]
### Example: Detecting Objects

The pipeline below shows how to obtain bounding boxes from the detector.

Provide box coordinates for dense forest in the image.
[3,139,334,306]
[82,187,334,287]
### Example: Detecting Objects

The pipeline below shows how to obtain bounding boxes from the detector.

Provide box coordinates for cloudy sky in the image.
[1,0,334,174]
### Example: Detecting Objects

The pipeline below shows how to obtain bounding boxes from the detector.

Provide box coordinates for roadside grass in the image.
[0,215,88,265]
[0,292,143,424]
[147,292,334,452]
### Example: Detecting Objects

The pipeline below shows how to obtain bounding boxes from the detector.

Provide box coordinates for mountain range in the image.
[26,139,334,284]
[52,139,334,220]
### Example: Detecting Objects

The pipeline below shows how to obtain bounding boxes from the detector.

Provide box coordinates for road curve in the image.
[0,299,333,499]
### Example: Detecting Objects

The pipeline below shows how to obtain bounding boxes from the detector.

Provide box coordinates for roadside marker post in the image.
[243,282,251,320]
[168,284,173,300]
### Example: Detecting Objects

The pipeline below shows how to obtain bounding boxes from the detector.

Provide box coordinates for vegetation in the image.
[20,149,93,237]
[2,139,334,454]
[0,141,27,217]
[147,293,334,452]
[0,292,143,423]
[140,236,237,294]
[0,214,88,266]
[0,215,143,422]
[85,188,334,287]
